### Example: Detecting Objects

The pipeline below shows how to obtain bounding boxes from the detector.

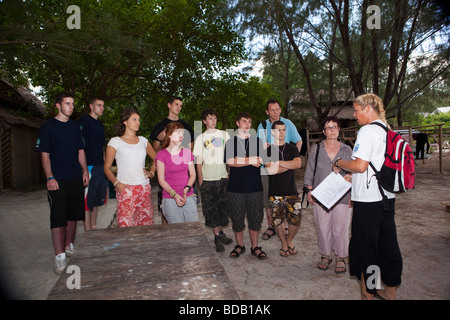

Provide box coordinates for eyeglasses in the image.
[324,126,338,131]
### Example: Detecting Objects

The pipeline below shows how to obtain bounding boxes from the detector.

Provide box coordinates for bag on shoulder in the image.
[369,122,415,194]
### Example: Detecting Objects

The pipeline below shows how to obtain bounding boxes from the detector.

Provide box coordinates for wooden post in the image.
[439,124,443,174]
[306,128,310,162]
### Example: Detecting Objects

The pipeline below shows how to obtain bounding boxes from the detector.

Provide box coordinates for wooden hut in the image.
[0,79,46,191]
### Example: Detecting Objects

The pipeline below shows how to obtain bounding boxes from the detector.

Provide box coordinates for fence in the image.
[305,123,449,174]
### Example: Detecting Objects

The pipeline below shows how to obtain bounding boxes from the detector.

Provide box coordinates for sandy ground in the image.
[0,151,449,300]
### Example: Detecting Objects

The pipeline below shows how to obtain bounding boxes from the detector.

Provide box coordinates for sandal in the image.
[317,255,332,271]
[335,258,347,274]
[288,246,298,255]
[261,227,276,240]
[279,248,290,257]
[229,245,246,258]
[251,246,268,260]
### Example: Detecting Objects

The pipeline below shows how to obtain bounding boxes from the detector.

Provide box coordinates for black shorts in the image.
[48,178,85,229]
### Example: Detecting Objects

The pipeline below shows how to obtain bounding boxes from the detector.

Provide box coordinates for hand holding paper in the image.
[311,172,351,210]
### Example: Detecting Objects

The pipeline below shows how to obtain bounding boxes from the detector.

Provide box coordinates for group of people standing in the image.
[36,92,402,300]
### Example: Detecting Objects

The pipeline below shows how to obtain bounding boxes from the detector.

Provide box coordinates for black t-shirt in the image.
[36,118,86,180]
[78,115,105,166]
[266,143,300,196]
[149,118,194,148]
[224,135,266,193]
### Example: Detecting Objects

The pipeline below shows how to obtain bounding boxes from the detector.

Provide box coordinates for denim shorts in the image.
[162,196,199,224]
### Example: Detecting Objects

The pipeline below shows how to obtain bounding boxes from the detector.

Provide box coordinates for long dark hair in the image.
[117,108,140,136]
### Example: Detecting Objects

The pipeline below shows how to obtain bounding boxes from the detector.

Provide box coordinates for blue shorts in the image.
[85,165,107,211]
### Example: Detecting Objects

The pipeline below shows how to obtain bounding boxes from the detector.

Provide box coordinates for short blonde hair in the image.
[354,93,390,129]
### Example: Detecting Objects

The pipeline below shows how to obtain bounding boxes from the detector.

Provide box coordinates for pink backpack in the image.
[369,122,415,196]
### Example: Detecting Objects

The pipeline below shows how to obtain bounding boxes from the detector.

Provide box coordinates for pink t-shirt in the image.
[155,148,194,198]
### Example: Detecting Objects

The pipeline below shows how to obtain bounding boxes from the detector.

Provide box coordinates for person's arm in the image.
[78,149,90,186]
[104,145,125,193]
[145,141,157,178]
[183,161,196,198]
[265,157,301,175]
[195,155,204,187]
[295,139,303,153]
[41,152,59,191]
[156,159,186,207]
[333,157,369,174]
[226,156,262,168]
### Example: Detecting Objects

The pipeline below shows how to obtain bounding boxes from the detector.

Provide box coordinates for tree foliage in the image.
[0,0,246,127]
[230,0,450,126]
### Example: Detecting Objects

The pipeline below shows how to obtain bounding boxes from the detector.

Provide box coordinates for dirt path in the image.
[0,151,448,300]
[208,151,450,300]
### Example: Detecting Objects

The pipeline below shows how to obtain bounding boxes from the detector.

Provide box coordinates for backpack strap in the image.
[260,120,267,129]
[301,142,321,209]
[368,122,389,209]
[369,121,389,132]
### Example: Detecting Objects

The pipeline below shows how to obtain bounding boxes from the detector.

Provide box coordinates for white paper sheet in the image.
[311,172,351,209]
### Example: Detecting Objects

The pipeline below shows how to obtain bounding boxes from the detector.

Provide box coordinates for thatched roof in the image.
[0,78,46,116]
[0,78,46,129]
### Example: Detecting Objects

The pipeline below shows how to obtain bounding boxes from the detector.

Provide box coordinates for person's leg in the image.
[314,202,334,269]
[90,207,98,229]
[261,174,275,239]
[350,201,383,297]
[200,181,219,236]
[65,178,85,252]
[51,227,66,256]
[271,196,289,255]
[377,199,402,300]
[182,196,199,222]
[331,204,352,273]
[84,210,92,231]
[65,220,77,252]
[285,195,301,255]
[247,192,266,259]
[117,187,134,227]
[132,184,154,226]
[161,198,184,224]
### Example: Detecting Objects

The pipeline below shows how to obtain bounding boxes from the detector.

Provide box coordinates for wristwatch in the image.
[334,158,341,168]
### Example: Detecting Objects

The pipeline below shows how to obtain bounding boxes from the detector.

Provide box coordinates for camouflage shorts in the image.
[269,195,302,227]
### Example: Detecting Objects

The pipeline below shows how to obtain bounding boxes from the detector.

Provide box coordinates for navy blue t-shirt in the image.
[224,135,265,193]
[78,115,105,166]
[36,118,86,180]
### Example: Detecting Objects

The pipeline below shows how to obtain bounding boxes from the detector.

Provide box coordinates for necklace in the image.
[238,137,249,156]
[273,143,286,161]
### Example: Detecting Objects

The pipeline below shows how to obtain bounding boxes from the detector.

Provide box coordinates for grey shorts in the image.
[161,196,199,224]
[228,191,263,232]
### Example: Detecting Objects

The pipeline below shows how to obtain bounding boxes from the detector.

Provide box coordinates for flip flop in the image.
[288,246,298,255]
[279,248,290,257]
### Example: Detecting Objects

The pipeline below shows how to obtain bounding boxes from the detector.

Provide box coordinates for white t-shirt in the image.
[107,136,149,186]
[193,129,230,181]
[351,120,395,202]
